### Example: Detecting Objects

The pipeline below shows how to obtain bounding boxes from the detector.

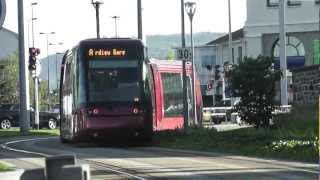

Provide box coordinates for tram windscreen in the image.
[88,60,140,103]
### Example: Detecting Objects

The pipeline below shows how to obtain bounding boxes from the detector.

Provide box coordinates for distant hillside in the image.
[146,32,224,59]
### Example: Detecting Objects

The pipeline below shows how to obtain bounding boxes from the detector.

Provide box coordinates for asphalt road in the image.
[0,137,318,180]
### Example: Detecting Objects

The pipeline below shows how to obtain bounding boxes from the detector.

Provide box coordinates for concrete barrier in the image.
[45,155,76,180]
[21,168,45,180]
[61,164,91,180]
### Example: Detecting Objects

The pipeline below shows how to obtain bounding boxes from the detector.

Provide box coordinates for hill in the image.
[146,32,224,59]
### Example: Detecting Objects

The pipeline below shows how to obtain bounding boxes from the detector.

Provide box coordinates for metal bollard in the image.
[45,155,76,180]
[61,164,91,180]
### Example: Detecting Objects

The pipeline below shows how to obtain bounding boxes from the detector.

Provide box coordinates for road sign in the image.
[0,0,6,29]
[176,48,192,61]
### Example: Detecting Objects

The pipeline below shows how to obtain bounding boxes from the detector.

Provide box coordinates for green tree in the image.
[0,52,20,104]
[227,56,280,128]
[166,49,175,60]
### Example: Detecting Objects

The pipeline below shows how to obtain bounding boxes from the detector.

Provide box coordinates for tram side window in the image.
[161,73,183,117]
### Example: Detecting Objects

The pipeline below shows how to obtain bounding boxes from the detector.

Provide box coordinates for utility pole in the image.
[111,16,120,38]
[185,2,198,125]
[137,0,143,40]
[18,0,30,135]
[181,0,189,129]
[31,2,39,130]
[92,0,103,39]
[224,0,232,101]
[279,0,288,106]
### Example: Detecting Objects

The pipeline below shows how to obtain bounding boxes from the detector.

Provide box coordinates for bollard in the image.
[45,155,76,180]
[61,164,91,180]
[21,168,45,180]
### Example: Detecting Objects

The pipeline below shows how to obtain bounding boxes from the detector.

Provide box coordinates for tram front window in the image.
[88,60,140,103]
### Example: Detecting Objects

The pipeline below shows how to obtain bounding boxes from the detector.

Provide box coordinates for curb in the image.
[146,147,319,173]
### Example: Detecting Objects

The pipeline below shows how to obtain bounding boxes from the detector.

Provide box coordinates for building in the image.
[245,0,319,67]
[182,0,320,106]
[0,28,18,60]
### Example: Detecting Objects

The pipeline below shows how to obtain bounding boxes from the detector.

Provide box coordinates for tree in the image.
[166,49,175,60]
[227,56,280,128]
[0,52,20,104]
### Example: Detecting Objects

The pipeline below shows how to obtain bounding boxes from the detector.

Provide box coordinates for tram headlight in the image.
[133,108,139,114]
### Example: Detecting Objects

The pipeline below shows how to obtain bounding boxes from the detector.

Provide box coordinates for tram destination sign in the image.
[0,0,6,29]
[87,48,127,58]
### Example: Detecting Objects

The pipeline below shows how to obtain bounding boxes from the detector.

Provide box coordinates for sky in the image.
[3,0,247,58]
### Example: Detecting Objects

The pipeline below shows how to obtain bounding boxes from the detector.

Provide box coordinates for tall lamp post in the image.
[185,1,198,125]
[91,0,103,39]
[181,0,188,129]
[111,16,120,38]
[31,2,40,130]
[279,0,288,106]
[137,0,143,40]
[39,32,55,109]
[31,2,37,47]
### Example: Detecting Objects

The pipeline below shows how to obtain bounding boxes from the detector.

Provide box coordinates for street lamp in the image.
[39,32,55,109]
[185,1,198,126]
[31,2,38,47]
[111,16,120,38]
[91,0,103,38]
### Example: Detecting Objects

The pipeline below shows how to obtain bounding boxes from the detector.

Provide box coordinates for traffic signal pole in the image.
[18,0,30,135]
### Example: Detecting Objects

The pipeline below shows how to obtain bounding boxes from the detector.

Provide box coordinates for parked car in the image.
[0,104,60,130]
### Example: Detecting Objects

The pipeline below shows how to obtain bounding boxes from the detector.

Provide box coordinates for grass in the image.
[155,104,319,163]
[0,128,60,139]
[0,161,13,172]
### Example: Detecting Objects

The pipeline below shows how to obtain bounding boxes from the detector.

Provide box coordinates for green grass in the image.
[0,128,60,138]
[0,161,13,172]
[155,104,319,163]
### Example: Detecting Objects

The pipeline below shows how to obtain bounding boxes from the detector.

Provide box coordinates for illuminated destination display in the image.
[88,48,126,57]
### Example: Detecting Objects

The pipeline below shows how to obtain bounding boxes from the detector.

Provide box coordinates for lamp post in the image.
[137,0,143,40]
[91,0,103,39]
[18,0,31,135]
[185,1,198,126]
[31,2,39,130]
[31,2,37,47]
[181,0,188,130]
[39,32,55,110]
[111,16,120,38]
[279,0,288,106]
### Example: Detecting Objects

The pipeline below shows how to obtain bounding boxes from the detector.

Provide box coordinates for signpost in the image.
[176,48,192,61]
[0,0,6,29]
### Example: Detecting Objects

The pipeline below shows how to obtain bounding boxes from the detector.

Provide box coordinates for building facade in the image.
[245,0,319,67]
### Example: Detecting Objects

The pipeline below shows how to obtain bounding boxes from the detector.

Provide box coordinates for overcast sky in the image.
[3,0,247,57]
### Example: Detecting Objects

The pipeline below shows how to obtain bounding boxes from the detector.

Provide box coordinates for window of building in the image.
[272,36,305,58]
[267,0,301,7]
[287,0,301,6]
[201,55,216,69]
[267,0,279,7]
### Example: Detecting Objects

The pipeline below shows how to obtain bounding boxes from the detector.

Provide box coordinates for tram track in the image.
[0,137,151,180]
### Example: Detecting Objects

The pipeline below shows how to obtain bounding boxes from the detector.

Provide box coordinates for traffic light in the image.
[28,48,40,71]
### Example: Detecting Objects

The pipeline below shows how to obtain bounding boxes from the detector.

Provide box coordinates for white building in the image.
[0,28,18,60]
[178,0,320,106]
[245,0,319,66]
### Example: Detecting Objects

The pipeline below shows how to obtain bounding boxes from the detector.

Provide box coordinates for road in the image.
[0,137,318,180]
